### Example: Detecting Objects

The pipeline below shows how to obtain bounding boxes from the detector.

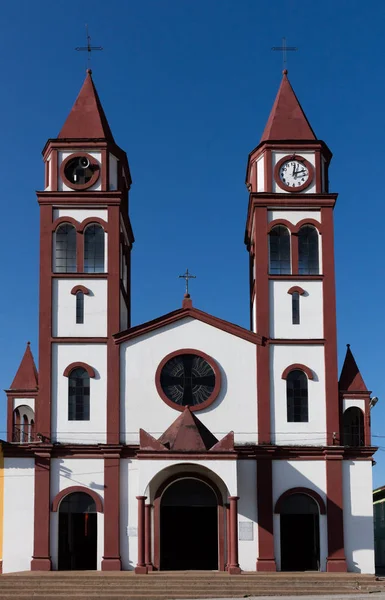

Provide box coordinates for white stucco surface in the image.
[109,154,118,190]
[268,210,321,225]
[237,460,258,571]
[257,156,265,192]
[343,460,375,573]
[13,397,35,411]
[50,458,105,570]
[121,317,257,444]
[3,458,35,573]
[269,280,324,339]
[52,279,108,338]
[270,344,326,445]
[51,343,107,443]
[53,209,108,223]
[272,460,327,571]
[343,399,366,413]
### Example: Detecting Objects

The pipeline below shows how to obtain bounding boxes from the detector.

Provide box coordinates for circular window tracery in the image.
[155,349,221,412]
[60,153,100,190]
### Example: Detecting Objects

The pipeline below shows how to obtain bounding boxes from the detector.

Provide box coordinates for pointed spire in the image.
[260,70,316,142]
[10,342,38,390]
[58,69,115,141]
[339,344,368,392]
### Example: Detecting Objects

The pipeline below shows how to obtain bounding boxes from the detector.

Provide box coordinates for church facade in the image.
[1,69,376,574]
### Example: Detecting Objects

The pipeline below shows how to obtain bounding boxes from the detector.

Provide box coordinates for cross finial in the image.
[75,24,103,70]
[178,268,196,297]
[272,37,298,71]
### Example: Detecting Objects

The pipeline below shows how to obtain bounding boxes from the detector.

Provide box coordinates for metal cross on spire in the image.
[75,25,103,69]
[272,37,298,70]
[178,268,196,296]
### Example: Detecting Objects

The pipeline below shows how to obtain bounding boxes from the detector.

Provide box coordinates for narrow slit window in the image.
[76,291,84,324]
[292,292,300,324]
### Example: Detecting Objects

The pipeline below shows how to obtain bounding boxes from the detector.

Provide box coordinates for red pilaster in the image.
[102,454,121,571]
[31,450,52,571]
[326,452,347,572]
[135,496,147,573]
[225,503,231,570]
[145,504,153,571]
[322,207,340,446]
[228,496,241,574]
[256,457,276,571]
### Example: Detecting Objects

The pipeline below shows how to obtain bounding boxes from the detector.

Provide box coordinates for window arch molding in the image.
[52,216,108,233]
[52,217,80,232]
[293,219,322,234]
[70,285,90,296]
[287,286,306,296]
[52,485,103,513]
[268,219,295,234]
[281,363,314,380]
[274,487,326,515]
[63,362,95,378]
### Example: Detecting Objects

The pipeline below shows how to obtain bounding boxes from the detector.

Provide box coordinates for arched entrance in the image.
[159,477,219,570]
[58,492,97,570]
[279,493,321,571]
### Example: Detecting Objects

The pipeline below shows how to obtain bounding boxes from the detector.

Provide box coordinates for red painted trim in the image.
[274,155,314,193]
[101,149,108,192]
[256,457,276,571]
[31,451,52,571]
[315,150,322,193]
[107,205,121,444]
[155,349,221,413]
[153,472,225,572]
[114,307,262,346]
[51,151,58,191]
[321,207,339,446]
[7,395,13,443]
[295,218,322,233]
[53,273,108,279]
[325,454,347,571]
[52,485,103,512]
[274,487,326,514]
[102,455,121,570]
[268,274,323,281]
[63,362,95,378]
[268,219,294,233]
[60,152,100,191]
[135,496,147,573]
[287,286,305,295]
[52,216,79,231]
[228,496,241,574]
[145,504,153,570]
[78,217,108,233]
[70,285,89,295]
[281,363,314,380]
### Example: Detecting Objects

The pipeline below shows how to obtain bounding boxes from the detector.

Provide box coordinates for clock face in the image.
[279,159,311,189]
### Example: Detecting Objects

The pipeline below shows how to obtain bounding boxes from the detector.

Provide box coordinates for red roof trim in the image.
[114,307,262,345]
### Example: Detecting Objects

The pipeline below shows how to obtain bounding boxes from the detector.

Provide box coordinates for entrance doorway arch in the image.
[154,473,225,571]
[57,491,98,570]
[277,490,322,571]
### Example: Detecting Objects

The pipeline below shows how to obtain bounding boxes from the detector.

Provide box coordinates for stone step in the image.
[0,580,378,588]
[0,592,376,600]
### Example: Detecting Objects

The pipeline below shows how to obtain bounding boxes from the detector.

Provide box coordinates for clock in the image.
[274,155,314,192]
[155,349,221,412]
[60,152,100,190]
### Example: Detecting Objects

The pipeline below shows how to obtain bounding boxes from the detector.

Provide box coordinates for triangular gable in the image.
[339,345,369,393]
[10,343,38,390]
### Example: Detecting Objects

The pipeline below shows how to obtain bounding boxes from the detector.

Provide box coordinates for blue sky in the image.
[1,0,385,486]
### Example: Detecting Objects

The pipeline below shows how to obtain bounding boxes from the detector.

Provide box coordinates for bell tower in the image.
[36,69,134,444]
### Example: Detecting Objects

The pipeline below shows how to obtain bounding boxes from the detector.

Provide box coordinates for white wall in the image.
[53,209,108,223]
[51,343,107,443]
[272,460,327,571]
[52,279,108,338]
[50,458,105,571]
[121,318,257,444]
[269,280,324,339]
[271,151,316,194]
[343,399,366,413]
[3,458,35,573]
[270,344,326,445]
[57,151,102,192]
[13,397,35,411]
[257,156,265,192]
[109,154,118,190]
[268,210,321,225]
[237,460,258,571]
[120,458,136,571]
[343,460,375,573]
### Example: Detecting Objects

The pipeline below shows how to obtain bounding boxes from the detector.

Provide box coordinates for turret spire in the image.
[339,344,368,392]
[10,342,38,390]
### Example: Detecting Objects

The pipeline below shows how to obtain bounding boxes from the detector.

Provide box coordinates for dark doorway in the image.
[160,478,218,570]
[58,492,97,570]
[280,493,320,571]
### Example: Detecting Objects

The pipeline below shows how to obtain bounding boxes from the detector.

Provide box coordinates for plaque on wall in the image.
[239,521,253,541]
[127,526,138,537]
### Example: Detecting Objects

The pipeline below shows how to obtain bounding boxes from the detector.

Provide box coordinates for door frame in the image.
[153,472,225,571]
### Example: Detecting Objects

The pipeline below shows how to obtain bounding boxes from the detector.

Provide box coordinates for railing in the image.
[12,426,35,443]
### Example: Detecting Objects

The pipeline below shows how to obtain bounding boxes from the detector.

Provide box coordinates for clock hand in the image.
[292,164,296,177]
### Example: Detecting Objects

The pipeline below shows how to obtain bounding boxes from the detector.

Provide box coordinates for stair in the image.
[0,571,384,600]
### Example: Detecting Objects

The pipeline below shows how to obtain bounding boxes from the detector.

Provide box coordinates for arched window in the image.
[292,292,300,324]
[76,291,84,324]
[343,407,364,446]
[13,408,20,442]
[298,226,319,275]
[68,368,90,421]
[55,224,77,273]
[287,370,308,422]
[84,225,105,273]
[269,226,291,275]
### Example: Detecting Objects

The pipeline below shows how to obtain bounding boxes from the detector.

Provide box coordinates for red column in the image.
[326,453,347,572]
[256,457,276,571]
[102,454,121,571]
[135,496,147,573]
[225,503,231,571]
[31,450,52,571]
[228,496,241,574]
[145,504,153,571]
